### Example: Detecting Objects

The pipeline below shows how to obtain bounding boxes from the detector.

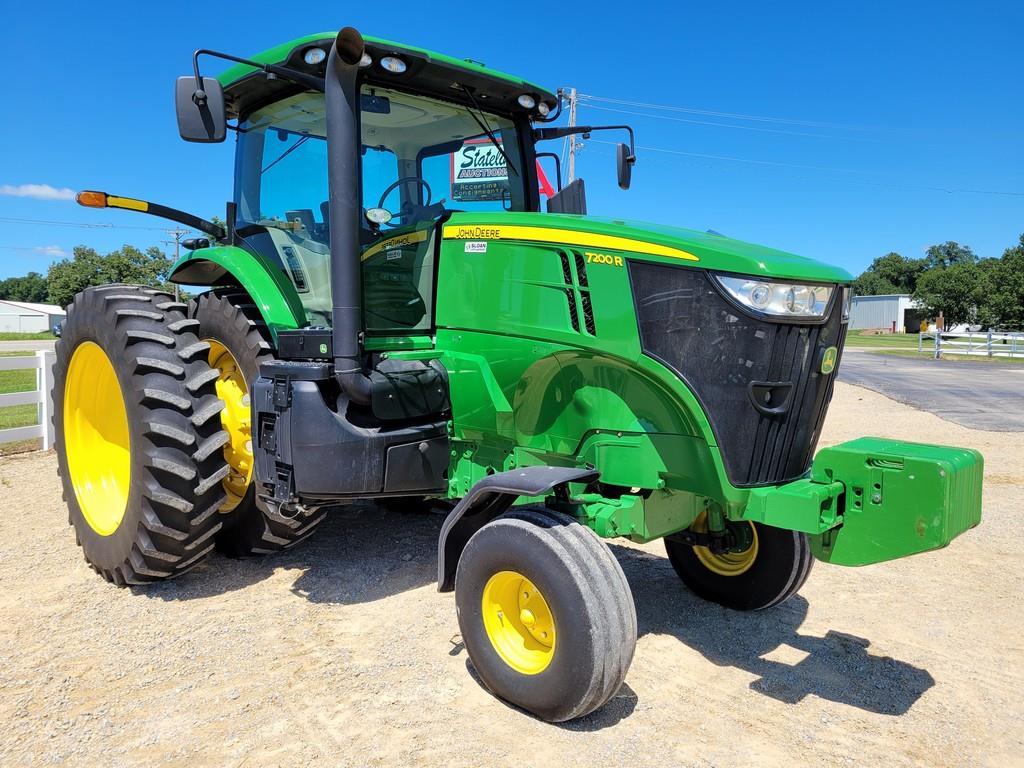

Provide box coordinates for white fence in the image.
[0,351,55,449]
[919,330,1024,359]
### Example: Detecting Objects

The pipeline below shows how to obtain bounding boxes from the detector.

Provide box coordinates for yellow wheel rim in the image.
[481,570,556,675]
[691,511,759,577]
[206,340,252,511]
[64,341,131,536]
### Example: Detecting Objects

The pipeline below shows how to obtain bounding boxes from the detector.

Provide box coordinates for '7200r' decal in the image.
[586,252,624,267]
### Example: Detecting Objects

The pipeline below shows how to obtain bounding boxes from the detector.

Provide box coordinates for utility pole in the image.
[566,87,579,183]
[162,228,188,302]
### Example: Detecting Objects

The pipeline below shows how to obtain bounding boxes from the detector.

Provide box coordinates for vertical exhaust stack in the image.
[326,27,373,404]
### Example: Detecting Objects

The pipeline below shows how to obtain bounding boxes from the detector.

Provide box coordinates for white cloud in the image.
[0,183,76,201]
[33,245,67,258]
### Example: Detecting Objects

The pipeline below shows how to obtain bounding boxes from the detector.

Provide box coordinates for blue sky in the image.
[1,0,1021,280]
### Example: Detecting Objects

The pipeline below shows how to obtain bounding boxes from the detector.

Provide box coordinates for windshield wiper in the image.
[261,134,312,174]
[459,85,519,177]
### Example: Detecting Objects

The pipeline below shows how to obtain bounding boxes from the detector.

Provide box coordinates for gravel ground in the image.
[0,381,1020,767]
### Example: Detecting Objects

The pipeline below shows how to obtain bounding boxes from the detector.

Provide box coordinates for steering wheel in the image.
[376,177,433,227]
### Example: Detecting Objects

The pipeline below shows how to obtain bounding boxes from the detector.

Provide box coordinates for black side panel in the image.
[629,262,845,487]
[383,437,450,493]
[252,361,448,503]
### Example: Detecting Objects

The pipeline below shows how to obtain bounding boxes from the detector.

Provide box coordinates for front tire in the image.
[54,285,229,585]
[664,512,813,611]
[189,289,326,557]
[455,508,636,722]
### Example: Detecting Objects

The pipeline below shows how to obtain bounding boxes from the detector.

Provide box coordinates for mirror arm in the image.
[533,124,636,161]
[191,49,326,106]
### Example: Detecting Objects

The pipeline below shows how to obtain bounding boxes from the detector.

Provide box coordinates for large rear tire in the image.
[54,285,230,585]
[664,512,813,611]
[189,289,325,557]
[455,508,636,722]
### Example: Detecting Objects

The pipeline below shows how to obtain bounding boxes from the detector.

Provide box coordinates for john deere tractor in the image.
[56,27,983,722]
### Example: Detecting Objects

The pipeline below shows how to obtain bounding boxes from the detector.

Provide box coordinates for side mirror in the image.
[175,76,226,143]
[616,143,634,190]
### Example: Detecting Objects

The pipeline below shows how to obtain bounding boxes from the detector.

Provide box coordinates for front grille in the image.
[630,261,846,487]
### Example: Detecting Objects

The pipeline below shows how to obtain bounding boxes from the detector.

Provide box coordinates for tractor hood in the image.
[442,212,852,284]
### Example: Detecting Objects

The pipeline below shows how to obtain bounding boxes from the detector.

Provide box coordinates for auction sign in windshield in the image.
[450,139,555,202]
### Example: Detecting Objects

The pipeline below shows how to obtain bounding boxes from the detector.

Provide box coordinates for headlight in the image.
[714,274,834,319]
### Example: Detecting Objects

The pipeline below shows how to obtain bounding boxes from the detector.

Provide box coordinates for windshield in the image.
[233,88,531,329]
[234,88,530,233]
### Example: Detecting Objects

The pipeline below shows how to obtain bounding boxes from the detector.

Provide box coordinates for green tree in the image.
[852,252,926,296]
[0,271,49,303]
[852,271,899,296]
[46,245,173,307]
[923,241,977,270]
[913,261,985,329]
[982,234,1024,330]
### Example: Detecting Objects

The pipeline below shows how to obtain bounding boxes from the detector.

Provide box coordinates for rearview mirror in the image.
[616,143,634,190]
[175,76,226,143]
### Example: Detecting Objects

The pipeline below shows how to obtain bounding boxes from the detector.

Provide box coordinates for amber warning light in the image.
[76,190,108,208]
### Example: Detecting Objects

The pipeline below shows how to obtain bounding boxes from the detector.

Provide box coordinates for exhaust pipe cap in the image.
[335,27,365,67]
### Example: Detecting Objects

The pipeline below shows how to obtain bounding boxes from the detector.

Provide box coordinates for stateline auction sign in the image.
[450,140,555,202]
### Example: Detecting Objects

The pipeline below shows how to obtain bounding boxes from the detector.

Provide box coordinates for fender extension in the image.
[436,466,598,592]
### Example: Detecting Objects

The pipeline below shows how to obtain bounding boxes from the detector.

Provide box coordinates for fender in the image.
[436,465,599,592]
[169,245,307,340]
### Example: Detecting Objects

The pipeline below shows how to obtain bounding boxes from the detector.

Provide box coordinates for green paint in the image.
[808,437,983,566]
[744,478,844,534]
[441,212,853,283]
[169,245,306,341]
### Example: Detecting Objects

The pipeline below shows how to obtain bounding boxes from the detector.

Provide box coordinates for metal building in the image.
[0,300,66,333]
[848,294,923,332]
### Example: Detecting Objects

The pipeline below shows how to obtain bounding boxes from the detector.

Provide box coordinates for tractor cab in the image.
[231,82,534,332]
[171,31,630,347]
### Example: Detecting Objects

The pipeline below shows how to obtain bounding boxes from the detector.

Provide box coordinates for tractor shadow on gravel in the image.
[609,544,936,716]
[138,503,934,719]
[136,501,444,605]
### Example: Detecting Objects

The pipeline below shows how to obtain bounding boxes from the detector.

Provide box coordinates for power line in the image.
[588,139,1024,197]
[0,216,168,232]
[579,102,875,141]
[590,139,885,176]
[578,93,878,132]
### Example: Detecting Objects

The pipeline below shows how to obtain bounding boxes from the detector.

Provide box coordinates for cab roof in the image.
[218,32,558,120]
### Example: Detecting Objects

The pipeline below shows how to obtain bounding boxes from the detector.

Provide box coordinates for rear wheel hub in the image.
[206,339,252,511]
[63,341,131,536]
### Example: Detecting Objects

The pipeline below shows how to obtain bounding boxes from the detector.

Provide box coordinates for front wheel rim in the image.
[481,571,557,675]
[691,511,759,577]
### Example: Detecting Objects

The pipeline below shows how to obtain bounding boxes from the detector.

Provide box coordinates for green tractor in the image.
[56,27,983,722]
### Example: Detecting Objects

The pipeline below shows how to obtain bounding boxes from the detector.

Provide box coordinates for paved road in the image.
[838,349,1024,431]
[0,340,55,352]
